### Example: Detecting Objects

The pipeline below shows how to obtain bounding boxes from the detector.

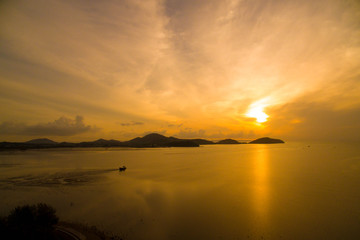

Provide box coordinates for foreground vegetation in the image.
[0,203,123,240]
[0,203,59,239]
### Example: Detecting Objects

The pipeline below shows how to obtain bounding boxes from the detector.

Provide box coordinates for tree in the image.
[1,203,59,240]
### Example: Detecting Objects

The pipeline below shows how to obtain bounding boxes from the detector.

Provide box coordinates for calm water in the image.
[1,143,360,239]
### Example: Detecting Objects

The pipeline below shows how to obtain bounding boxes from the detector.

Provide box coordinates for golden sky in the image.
[1,0,360,142]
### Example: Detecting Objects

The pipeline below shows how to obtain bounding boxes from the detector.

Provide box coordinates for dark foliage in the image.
[0,203,59,240]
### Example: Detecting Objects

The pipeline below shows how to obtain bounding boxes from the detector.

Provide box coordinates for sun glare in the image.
[246,107,269,123]
[246,100,269,123]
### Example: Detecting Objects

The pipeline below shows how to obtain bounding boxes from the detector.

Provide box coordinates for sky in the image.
[0,0,360,142]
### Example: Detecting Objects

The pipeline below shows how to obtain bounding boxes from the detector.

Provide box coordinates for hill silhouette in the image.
[0,133,285,150]
[249,137,284,144]
[25,138,57,145]
[216,139,241,144]
[124,133,176,147]
[123,133,199,147]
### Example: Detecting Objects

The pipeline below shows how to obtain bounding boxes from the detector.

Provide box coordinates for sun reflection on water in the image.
[253,146,269,225]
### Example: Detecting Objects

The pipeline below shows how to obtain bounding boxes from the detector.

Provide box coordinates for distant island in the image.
[0,133,284,150]
[249,137,285,144]
[216,139,243,144]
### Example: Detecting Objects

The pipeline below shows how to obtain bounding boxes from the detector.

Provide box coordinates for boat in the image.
[119,166,127,172]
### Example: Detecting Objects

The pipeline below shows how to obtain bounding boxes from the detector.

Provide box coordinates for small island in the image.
[216,139,242,144]
[249,137,285,144]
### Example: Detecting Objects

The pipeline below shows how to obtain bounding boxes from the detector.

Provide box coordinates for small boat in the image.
[119,166,127,172]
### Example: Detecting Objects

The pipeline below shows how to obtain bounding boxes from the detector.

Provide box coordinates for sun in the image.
[246,107,269,123]
[246,100,269,123]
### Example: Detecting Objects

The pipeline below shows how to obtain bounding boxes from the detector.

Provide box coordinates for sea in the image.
[1,142,360,239]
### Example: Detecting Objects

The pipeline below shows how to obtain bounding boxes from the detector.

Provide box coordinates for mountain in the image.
[0,133,285,150]
[125,133,173,147]
[26,138,57,144]
[249,137,284,144]
[216,139,240,144]
[77,139,123,147]
[124,133,199,147]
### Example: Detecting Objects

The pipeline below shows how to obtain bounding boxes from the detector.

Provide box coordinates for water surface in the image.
[1,143,360,239]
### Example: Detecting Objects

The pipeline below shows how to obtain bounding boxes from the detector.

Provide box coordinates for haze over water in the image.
[1,143,360,239]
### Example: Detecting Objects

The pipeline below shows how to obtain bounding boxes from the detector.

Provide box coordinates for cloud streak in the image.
[0,0,359,141]
[119,121,144,127]
[0,116,97,137]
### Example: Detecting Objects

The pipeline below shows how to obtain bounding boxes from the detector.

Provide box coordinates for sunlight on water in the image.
[1,143,360,239]
[253,146,269,225]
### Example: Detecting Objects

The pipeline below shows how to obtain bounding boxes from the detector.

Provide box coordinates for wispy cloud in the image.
[0,0,359,141]
[265,84,360,142]
[0,116,97,136]
[119,121,144,127]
